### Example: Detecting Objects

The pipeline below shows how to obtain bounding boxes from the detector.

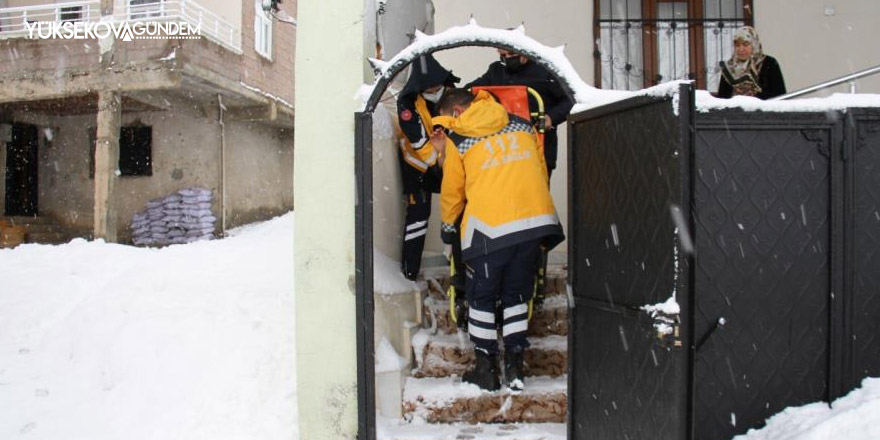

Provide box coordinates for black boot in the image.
[463,350,499,391]
[504,350,525,392]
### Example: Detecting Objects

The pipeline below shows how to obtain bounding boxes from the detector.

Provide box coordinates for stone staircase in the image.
[388,265,570,438]
[0,216,71,246]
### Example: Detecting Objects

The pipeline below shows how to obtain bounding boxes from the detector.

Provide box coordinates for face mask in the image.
[501,55,526,73]
[421,86,445,103]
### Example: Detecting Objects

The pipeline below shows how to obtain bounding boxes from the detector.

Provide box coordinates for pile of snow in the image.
[373,248,420,295]
[0,212,297,440]
[131,187,217,246]
[736,378,880,440]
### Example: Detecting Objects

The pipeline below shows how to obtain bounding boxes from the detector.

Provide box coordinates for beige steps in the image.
[377,420,565,440]
[403,375,567,424]
[414,333,567,378]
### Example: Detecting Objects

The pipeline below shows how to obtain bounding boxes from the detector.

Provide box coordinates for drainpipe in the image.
[218,94,227,235]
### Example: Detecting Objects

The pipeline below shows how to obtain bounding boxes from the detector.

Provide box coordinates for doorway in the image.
[4,123,39,216]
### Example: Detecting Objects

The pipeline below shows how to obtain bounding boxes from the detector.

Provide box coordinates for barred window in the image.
[594,0,752,92]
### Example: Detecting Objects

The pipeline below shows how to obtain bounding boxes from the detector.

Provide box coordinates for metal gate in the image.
[568,84,694,439]
[569,90,880,439]
[692,111,843,439]
[846,109,880,390]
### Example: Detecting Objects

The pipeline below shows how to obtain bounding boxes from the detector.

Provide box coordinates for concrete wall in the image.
[7,95,292,239]
[365,0,434,262]
[756,0,880,96]
[224,118,294,226]
[0,1,295,110]
[293,0,363,437]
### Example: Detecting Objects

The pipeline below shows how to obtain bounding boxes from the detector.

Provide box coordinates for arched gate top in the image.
[361,20,598,114]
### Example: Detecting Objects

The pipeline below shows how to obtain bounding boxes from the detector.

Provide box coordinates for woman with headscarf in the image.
[717,26,786,99]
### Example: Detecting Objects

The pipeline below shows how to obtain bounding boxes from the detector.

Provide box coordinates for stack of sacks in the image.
[131,187,217,246]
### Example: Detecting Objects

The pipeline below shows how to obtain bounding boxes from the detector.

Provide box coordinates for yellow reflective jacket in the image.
[398,95,438,172]
[436,91,564,260]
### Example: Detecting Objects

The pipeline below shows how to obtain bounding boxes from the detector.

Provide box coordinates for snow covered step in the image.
[414,333,567,378]
[424,293,569,337]
[403,375,567,424]
[378,418,565,440]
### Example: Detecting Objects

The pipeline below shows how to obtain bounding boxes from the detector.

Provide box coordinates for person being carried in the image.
[396,54,459,280]
[433,88,564,392]
[465,47,573,301]
[716,26,786,100]
[465,47,573,177]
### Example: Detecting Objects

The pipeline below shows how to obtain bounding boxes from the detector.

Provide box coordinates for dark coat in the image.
[396,55,459,195]
[717,55,786,100]
[465,60,574,171]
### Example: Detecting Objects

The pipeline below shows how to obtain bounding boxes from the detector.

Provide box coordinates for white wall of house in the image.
[200,0,242,30]
[293,0,365,437]
[756,0,880,96]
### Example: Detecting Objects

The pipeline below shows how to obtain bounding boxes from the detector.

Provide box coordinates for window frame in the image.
[254,3,274,60]
[593,0,753,91]
[89,125,153,178]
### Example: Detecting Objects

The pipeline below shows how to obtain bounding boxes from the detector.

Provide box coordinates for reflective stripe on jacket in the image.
[437,91,563,260]
[399,95,438,173]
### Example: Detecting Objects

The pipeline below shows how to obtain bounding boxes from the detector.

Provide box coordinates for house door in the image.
[5,123,39,216]
[567,85,694,439]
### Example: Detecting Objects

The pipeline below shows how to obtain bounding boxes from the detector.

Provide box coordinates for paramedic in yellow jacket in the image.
[396,55,460,280]
[433,88,564,392]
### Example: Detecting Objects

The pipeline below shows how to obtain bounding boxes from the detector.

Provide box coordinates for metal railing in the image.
[773,64,880,100]
[0,0,241,53]
[0,1,100,35]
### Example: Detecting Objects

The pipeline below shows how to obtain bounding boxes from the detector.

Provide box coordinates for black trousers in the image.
[401,190,431,280]
[465,239,541,355]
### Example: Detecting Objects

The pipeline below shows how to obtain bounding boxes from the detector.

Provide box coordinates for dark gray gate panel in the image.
[847,109,880,388]
[693,115,839,439]
[569,85,693,440]
[354,112,376,440]
[571,304,686,439]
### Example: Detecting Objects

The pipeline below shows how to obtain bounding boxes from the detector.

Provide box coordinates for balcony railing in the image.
[0,1,100,35]
[0,0,241,53]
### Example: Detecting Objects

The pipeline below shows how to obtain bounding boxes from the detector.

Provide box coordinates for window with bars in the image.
[129,0,165,20]
[254,4,274,60]
[58,6,84,23]
[594,0,752,92]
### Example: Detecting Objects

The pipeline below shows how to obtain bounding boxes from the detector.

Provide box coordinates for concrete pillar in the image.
[293,0,366,438]
[94,91,120,242]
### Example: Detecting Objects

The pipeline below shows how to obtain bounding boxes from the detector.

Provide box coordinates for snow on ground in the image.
[735,378,880,440]
[2,206,880,440]
[0,213,296,440]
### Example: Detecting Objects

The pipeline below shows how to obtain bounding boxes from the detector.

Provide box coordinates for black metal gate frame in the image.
[354,40,578,440]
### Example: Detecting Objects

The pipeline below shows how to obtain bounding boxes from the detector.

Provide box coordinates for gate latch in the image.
[654,314,682,349]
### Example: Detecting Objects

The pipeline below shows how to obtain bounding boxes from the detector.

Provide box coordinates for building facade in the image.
[0,0,297,243]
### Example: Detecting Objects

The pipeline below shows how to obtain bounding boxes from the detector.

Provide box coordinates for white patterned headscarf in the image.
[725,26,766,81]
